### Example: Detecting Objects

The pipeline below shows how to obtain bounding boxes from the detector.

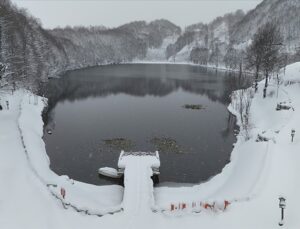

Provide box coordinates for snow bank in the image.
[283,62,300,82]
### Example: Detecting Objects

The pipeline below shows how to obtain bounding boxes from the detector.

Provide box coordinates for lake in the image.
[41,64,251,185]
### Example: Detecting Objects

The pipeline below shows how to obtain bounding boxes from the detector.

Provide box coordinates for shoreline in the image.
[52,60,254,79]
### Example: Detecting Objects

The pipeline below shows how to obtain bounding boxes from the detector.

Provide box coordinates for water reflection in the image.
[41,64,251,185]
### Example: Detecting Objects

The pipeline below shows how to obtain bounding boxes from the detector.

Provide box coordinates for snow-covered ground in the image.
[1,62,300,228]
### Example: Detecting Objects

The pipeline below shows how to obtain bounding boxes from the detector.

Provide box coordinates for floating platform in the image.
[117,151,160,175]
[98,151,160,179]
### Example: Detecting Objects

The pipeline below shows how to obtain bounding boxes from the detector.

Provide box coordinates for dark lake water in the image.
[42,64,251,185]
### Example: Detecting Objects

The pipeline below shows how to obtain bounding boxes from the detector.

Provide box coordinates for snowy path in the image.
[122,158,155,214]
[0,91,63,228]
[119,152,159,215]
[117,152,160,229]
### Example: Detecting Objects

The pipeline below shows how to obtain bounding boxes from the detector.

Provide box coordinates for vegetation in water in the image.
[150,137,185,154]
[102,138,135,151]
[183,104,206,110]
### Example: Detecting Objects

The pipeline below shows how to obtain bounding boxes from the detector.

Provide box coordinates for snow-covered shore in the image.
[154,63,300,227]
[1,62,300,228]
[131,60,254,75]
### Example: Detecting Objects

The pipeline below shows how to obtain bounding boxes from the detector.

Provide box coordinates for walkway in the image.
[118,151,160,214]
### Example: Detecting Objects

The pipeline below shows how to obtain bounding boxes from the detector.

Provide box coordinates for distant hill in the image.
[165,10,245,63]
[167,0,300,64]
[50,19,181,69]
[1,0,300,90]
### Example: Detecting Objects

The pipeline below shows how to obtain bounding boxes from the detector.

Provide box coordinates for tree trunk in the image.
[265,71,269,88]
[255,66,259,92]
[263,71,269,98]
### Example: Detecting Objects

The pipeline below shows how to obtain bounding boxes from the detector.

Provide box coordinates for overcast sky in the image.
[11,0,262,29]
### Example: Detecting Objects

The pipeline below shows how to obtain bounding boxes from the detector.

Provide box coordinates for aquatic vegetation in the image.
[183,104,206,110]
[150,137,184,154]
[103,138,135,151]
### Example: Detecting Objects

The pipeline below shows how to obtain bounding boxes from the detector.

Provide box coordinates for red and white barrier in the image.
[169,200,231,212]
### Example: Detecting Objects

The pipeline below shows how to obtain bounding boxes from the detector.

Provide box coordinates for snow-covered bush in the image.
[231,88,254,140]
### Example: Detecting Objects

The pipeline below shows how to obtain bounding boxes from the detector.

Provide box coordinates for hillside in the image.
[167,0,300,66]
[0,0,68,91]
[166,10,245,63]
[1,0,300,90]
[50,19,181,68]
[232,0,300,50]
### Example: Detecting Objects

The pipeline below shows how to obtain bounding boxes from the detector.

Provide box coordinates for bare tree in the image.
[246,22,283,97]
[261,23,283,98]
[245,28,265,92]
[231,88,253,140]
